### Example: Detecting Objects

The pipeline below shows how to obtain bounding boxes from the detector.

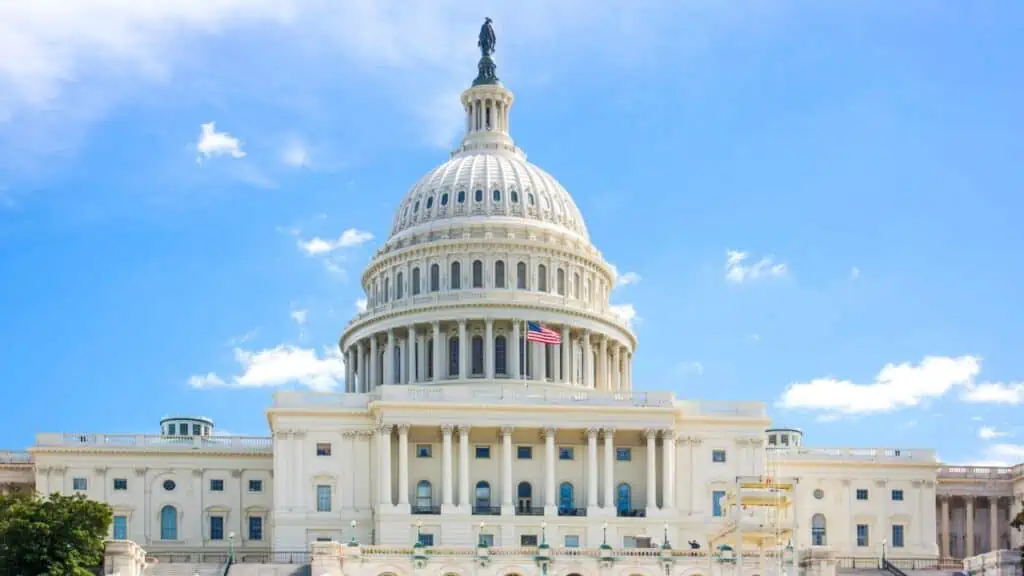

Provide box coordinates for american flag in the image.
[526,321,561,344]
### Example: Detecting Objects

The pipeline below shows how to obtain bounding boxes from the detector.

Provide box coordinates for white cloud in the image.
[355,297,367,313]
[281,137,312,168]
[675,361,704,378]
[609,264,641,288]
[978,443,1024,467]
[961,382,1024,404]
[850,266,861,280]
[610,303,639,327]
[978,426,1008,440]
[195,122,246,162]
[290,308,308,325]
[725,250,787,284]
[189,344,345,392]
[298,228,374,255]
[777,355,981,416]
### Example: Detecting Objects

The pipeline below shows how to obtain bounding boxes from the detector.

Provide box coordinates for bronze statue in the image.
[478,17,496,57]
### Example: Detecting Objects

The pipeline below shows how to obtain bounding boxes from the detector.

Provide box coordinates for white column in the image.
[645,429,657,510]
[603,428,615,511]
[988,496,998,552]
[369,336,379,390]
[627,352,633,392]
[583,332,593,389]
[397,425,409,506]
[385,329,394,385]
[356,341,366,392]
[417,333,425,382]
[292,431,305,509]
[501,427,514,511]
[511,322,521,379]
[378,424,392,507]
[400,338,409,384]
[458,320,468,380]
[598,336,608,391]
[345,348,354,392]
[543,427,556,511]
[586,428,599,509]
[662,430,675,510]
[458,426,471,511]
[966,496,975,557]
[613,345,621,392]
[441,425,454,509]
[560,326,570,383]
[485,319,494,379]
[432,322,442,381]
[407,325,416,383]
[537,341,547,381]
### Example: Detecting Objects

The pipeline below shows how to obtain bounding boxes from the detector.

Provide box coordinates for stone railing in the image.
[0,451,32,464]
[768,446,937,462]
[938,464,1024,479]
[34,433,272,453]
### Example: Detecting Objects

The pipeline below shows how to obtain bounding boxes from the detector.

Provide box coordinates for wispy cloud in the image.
[725,250,787,284]
[195,122,246,163]
[281,137,312,168]
[298,228,374,255]
[675,361,704,378]
[355,297,367,313]
[961,382,1024,404]
[189,345,345,392]
[978,426,1008,440]
[850,266,861,280]
[610,303,639,327]
[609,264,641,288]
[290,308,308,325]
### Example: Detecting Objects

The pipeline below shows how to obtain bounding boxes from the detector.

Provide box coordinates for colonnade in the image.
[343,320,633,394]
[938,493,1023,558]
[376,425,675,516]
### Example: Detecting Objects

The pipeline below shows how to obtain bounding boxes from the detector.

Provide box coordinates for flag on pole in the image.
[526,321,561,344]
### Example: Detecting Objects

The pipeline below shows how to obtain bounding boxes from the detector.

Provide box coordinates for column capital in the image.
[987,495,1000,504]
[397,424,411,434]
[661,429,676,441]
[964,494,975,504]
[541,426,556,439]
[378,424,394,435]
[441,424,454,435]
[586,427,600,439]
[601,427,615,439]
[458,318,466,327]
[644,428,659,440]
[191,468,204,477]
[500,426,514,436]
[432,321,440,329]
[938,493,951,501]
[457,425,471,436]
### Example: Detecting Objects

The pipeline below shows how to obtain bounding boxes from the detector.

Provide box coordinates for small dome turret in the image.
[766,427,803,448]
[160,416,214,437]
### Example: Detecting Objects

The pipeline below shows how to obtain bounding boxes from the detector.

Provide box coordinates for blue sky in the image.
[1,2,1022,465]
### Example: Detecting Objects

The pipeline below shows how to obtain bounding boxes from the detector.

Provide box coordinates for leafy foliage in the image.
[0,491,112,576]
[1012,502,1023,532]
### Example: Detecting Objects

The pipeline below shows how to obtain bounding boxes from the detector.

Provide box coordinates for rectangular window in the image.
[210,516,224,540]
[712,490,726,517]
[210,479,224,492]
[891,524,904,548]
[113,478,128,491]
[419,533,435,546]
[623,536,637,549]
[564,535,580,548]
[113,515,128,540]
[417,444,432,458]
[616,447,632,461]
[891,489,904,501]
[712,449,726,463]
[316,442,332,456]
[857,524,869,547]
[475,445,491,459]
[249,479,263,492]
[193,423,202,435]
[856,489,869,501]
[249,516,263,541]
[517,446,532,459]
[316,485,332,512]
[73,477,88,491]
[559,447,574,460]
[520,534,538,547]
[479,533,494,547]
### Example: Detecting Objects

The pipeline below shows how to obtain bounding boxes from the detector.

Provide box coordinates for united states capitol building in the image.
[3,20,1023,576]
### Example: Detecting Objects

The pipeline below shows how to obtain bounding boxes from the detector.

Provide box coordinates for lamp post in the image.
[479,521,487,547]
[602,522,609,547]
[881,537,887,568]
[416,520,423,542]
[349,519,358,546]
[227,532,235,563]
[540,521,547,546]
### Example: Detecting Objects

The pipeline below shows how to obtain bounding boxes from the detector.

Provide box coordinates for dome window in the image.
[413,201,420,213]
[426,197,434,210]
[474,189,484,202]
[492,189,502,202]
[528,193,536,206]
[510,191,519,204]
[457,190,466,203]
[441,192,449,206]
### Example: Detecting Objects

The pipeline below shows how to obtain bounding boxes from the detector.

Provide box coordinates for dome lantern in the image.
[454,18,518,161]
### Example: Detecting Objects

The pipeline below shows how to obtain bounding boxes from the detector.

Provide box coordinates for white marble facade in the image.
[10,21,1024,574]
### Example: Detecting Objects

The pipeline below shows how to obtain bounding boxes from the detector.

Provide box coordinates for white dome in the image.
[389,151,589,241]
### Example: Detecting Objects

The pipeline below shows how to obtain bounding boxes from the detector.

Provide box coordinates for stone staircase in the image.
[144,563,223,576]
[226,565,309,576]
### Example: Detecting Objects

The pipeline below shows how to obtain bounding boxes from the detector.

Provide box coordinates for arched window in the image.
[425,196,434,210]
[412,268,421,296]
[538,264,548,292]
[811,513,827,546]
[430,264,439,292]
[573,272,581,299]
[475,481,491,509]
[559,482,575,512]
[396,272,404,299]
[372,282,378,307]
[528,192,536,206]
[511,190,519,204]
[440,192,449,206]
[467,260,480,288]
[494,260,506,288]
[474,189,484,203]
[413,200,420,213]
[471,335,484,376]
[517,481,532,512]
[416,480,433,509]
[392,345,401,384]
[450,261,461,290]
[160,505,177,540]
[494,336,507,375]
[557,268,565,296]
[493,189,502,202]
[457,190,466,204]
[517,262,527,289]
[616,483,631,515]
[383,277,390,303]
[449,336,460,377]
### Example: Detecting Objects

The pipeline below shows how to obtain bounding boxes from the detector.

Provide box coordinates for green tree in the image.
[0,491,112,576]
[1013,503,1023,532]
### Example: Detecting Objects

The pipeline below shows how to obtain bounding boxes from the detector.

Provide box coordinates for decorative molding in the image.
[134,467,148,477]
[441,424,454,435]
[585,427,600,439]
[397,424,411,434]
[874,479,887,488]
[500,426,514,436]
[540,426,556,440]
[457,425,471,435]
[601,428,615,439]
[378,424,394,435]
[231,469,243,478]
[841,479,851,487]
[94,466,107,475]
[192,468,204,477]
[924,480,935,488]
[644,428,658,440]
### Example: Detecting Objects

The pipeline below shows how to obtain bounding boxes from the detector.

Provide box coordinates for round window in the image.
[163,480,176,491]
[813,488,824,500]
